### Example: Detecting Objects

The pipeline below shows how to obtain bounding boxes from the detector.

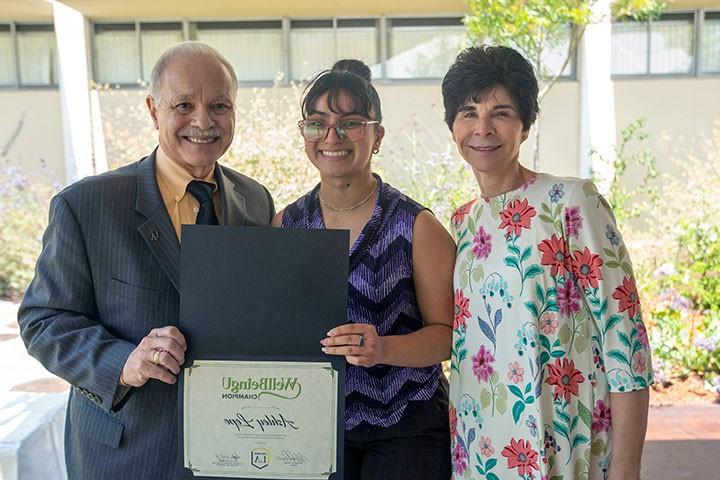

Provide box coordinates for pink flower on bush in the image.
[592,400,612,433]
[479,436,495,457]
[539,312,559,335]
[507,361,525,383]
[472,345,496,382]
[564,205,583,238]
[452,442,468,475]
[472,226,493,259]
[557,279,581,316]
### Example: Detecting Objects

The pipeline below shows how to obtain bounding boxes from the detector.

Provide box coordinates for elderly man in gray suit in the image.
[18,42,274,479]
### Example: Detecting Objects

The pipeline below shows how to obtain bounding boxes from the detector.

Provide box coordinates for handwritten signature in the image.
[224,412,299,432]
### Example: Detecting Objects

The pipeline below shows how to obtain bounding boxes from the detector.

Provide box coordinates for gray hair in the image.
[148,41,238,99]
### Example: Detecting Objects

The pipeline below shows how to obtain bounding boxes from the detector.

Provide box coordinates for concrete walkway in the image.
[643,404,720,479]
[1,300,719,479]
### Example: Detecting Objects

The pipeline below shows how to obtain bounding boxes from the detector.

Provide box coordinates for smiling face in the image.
[303,91,384,181]
[451,86,529,178]
[146,53,236,178]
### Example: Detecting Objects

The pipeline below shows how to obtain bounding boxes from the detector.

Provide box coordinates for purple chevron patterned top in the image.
[282,174,444,431]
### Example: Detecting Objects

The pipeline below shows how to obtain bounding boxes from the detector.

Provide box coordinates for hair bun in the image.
[331,59,372,82]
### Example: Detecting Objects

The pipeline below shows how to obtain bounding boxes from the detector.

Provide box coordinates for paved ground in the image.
[1,300,719,478]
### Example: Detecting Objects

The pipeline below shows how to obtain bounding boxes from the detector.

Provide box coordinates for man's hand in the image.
[120,326,187,387]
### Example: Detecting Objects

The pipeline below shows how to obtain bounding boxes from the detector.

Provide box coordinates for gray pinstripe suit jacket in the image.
[18,150,274,479]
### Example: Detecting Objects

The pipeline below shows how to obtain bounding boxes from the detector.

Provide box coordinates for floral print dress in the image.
[449,173,653,480]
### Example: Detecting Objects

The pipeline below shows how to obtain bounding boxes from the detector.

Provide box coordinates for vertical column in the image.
[52,1,104,184]
[578,0,615,188]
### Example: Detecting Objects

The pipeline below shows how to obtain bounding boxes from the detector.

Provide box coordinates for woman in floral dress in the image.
[442,45,653,480]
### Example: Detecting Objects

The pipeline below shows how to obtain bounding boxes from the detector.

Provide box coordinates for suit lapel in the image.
[216,164,247,226]
[135,151,180,291]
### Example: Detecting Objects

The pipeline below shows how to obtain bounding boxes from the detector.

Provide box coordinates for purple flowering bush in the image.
[596,121,720,392]
[0,155,56,299]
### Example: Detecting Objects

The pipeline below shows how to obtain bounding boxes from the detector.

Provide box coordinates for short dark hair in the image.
[301,59,382,122]
[441,45,539,132]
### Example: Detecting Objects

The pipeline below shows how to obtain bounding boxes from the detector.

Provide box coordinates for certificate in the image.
[178,226,348,480]
[184,360,338,479]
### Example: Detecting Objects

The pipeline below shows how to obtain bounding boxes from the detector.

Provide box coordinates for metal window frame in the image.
[0,21,58,90]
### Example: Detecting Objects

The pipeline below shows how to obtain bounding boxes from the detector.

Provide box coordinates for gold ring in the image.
[357,335,365,348]
[152,350,161,365]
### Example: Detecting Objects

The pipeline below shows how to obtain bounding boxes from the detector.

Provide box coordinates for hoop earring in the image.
[372,147,380,155]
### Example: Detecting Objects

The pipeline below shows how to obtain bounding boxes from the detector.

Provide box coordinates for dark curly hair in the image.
[301,59,382,122]
[441,45,539,132]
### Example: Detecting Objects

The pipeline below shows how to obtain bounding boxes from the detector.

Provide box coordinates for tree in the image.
[463,0,664,169]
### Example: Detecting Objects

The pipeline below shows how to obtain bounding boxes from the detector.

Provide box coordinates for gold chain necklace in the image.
[318,179,377,212]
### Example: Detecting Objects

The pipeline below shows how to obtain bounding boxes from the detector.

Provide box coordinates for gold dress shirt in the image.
[155,154,221,240]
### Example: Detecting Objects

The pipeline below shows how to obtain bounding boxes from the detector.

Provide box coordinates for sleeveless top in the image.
[282,174,445,431]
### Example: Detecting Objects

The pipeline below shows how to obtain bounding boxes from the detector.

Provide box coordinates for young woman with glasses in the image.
[272,59,454,479]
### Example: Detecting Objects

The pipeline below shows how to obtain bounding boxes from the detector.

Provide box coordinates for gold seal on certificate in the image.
[183,360,338,479]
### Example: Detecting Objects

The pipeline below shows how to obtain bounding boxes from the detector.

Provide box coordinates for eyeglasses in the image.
[298,119,380,143]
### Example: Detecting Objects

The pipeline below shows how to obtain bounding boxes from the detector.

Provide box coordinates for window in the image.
[700,11,720,74]
[612,19,648,74]
[386,17,465,79]
[290,20,334,81]
[650,13,694,74]
[0,24,16,86]
[540,25,575,78]
[94,23,140,85]
[16,24,57,86]
[141,23,183,81]
[612,12,695,76]
[337,19,379,78]
[289,19,380,81]
[195,21,283,83]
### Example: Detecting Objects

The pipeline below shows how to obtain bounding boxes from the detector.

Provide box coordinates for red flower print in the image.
[592,399,612,433]
[449,406,458,438]
[499,198,536,237]
[454,289,471,329]
[451,199,476,226]
[612,276,641,318]
[545,358,585,402]
[479,436,495,457]
[452,442,468,475]
[472,345,495,382]
[571,247,603,289]
[501,438,540,476]
[472,226,493,259]
[538,234,570,276]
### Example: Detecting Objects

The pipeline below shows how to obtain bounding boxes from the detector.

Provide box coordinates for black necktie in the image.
[186,180,218,225]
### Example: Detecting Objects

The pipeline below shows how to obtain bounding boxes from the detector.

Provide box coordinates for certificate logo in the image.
[222,376,302,400]
[251,448,270,470]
